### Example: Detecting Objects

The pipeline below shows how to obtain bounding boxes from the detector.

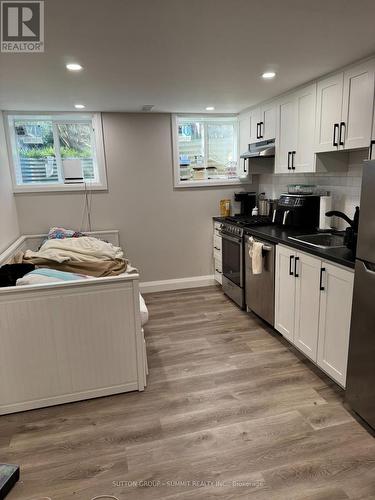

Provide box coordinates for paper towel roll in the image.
[319,196,332,230]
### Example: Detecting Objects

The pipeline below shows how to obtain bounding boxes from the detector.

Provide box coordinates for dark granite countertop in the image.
[213,217,355,269]
[243,225,355,269]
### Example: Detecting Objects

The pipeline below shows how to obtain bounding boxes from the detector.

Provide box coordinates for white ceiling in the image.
[1,0,375,113]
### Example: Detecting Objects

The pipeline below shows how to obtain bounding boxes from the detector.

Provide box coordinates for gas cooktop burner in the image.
[224,215,272,227]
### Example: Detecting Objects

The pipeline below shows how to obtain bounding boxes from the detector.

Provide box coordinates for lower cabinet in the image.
[213,222,222,285]
[317,263,354,386]
[275,244,354,387]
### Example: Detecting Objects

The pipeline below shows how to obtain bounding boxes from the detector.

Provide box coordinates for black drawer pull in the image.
[294,256,300,278]
[333,123,339,147]
[369,140,375,160]
[339,122,345,146]
[289,255,294,276]
[320,267,326,291]
[287,151,292,170]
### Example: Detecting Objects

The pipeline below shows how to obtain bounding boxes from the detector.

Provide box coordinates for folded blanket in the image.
[24,237,124,263]
[17,268,92,286]
[19,256,128,277]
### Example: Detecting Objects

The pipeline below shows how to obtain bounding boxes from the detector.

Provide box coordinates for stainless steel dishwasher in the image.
[245,235,275,326]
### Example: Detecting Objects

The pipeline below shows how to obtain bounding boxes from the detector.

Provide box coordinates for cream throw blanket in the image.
[24,237,124,263]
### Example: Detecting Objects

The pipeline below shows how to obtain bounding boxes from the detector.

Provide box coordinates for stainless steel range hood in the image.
[240,139,275,159]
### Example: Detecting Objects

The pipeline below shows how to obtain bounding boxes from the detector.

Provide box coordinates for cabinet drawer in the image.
[214,259,222,284]
[213,234,222,252]
[214,259,222,274]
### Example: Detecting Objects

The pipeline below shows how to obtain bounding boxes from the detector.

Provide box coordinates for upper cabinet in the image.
[260,102,277,141]
[275,83,316,173]
[315,59,375,153]
[249,107,261,143]
[242,102,277,146]
[238,56,375,173]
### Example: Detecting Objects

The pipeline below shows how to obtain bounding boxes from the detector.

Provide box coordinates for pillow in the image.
[47,227,86,240]
[16,268,92,286]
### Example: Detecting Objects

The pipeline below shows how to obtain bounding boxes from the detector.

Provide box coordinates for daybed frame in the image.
[0,230,147,415]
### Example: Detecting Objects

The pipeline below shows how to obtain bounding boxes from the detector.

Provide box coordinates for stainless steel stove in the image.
[220,215,272,308]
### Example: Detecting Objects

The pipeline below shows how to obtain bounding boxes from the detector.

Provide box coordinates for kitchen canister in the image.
[220,199,231,217]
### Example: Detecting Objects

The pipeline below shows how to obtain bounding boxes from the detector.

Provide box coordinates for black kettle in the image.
[325,207,360,254]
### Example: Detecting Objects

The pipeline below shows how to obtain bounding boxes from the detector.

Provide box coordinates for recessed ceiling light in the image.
[66,63,83,71]
[74,104,85,109]
[262,71,276,79]
[206,106,215,111]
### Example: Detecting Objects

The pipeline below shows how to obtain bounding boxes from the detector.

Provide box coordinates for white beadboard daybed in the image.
[0,230,148,415]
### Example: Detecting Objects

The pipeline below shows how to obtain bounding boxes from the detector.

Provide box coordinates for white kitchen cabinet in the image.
[260,102,277,141]
[275,95,297,173]
[247,103,277,144]
[314,73,343,153]
[294,84,317,172]
[275,84,316,173]
[249,107,261,143]
[239,111,250,153]
[275,244,354,387]
[274,245,296,342]
[341,60,375,150]
[213,221,222,285]
[317,262,354,387]
[293,252,321,361]
[315,59,375,153]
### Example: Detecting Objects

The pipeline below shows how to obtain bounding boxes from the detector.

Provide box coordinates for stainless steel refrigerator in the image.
[346,160,375,430]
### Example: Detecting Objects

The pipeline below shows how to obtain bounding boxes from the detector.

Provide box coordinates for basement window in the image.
[5,113,107,192]
[172,114,246,187]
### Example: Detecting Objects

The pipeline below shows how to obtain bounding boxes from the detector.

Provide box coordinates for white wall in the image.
[258,150,366,230]
[0,112,20,252]
[14,113,257,282]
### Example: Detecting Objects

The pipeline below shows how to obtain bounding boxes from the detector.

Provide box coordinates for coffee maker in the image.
[273,194,320,229]
[234,192,257,216]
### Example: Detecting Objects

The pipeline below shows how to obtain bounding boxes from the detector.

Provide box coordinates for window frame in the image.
[4,111,108,193]
[172,114,251,188]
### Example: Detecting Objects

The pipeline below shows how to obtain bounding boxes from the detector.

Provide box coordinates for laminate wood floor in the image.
[2,285,375,500]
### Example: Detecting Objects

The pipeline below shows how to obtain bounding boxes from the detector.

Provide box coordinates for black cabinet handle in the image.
[369,139,375,160]
[259,121,264,139]
[288,151,292,170]
[289,255,294,276]
[215,268,222,274]
[243,157,247,173]
[333,123,339,147]
[256,123,260,139]
[291,151,296,170]
[339,122,345,146]
[320,267,326,291]
[294,256,300,278]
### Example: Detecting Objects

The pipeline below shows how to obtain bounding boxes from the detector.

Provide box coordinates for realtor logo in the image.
[1,0,44,52]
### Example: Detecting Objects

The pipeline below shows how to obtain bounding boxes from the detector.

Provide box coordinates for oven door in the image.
[221,232,243,288]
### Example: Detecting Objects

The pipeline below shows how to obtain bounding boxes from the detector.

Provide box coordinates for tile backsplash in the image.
[258,150,367,230]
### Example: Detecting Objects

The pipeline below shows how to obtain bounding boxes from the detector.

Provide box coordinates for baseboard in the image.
[140,275,216,293]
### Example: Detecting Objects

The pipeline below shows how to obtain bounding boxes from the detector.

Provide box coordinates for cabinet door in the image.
[294,84,317,173]
[249,107,261,143]
[317,263,354,387]
[275,96,297,173]
[239,112,250,154]
[341,60,375,150]
[314,73,343,153]
[260,102,277,141]
[294,252,321,361]
[275,245,296,342]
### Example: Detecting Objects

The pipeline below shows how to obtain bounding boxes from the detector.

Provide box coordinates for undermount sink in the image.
[288,233,346,249]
